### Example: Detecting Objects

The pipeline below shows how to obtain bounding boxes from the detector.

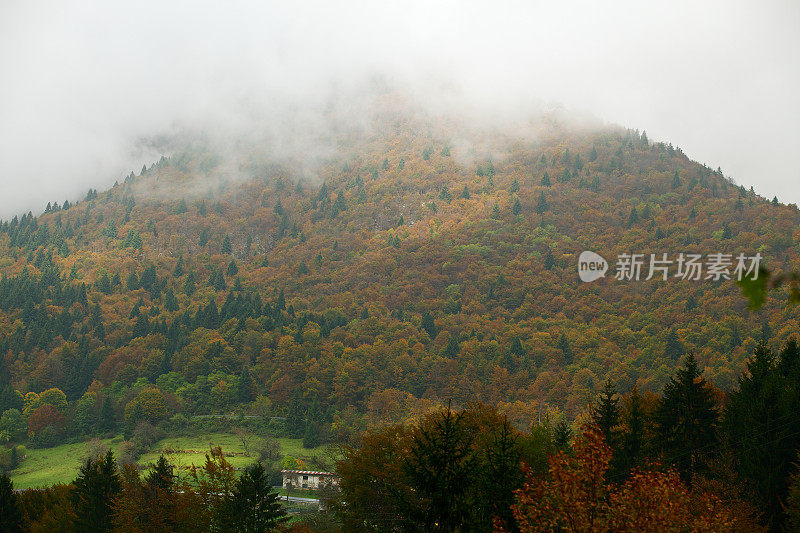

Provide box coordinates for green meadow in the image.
[10,433,332,490]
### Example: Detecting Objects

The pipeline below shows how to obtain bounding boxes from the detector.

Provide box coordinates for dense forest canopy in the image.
[1,98,797,425]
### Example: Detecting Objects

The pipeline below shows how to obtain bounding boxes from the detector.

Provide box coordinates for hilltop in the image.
[1,95,798,439]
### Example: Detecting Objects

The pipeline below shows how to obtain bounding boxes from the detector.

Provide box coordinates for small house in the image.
[281,469,338,490]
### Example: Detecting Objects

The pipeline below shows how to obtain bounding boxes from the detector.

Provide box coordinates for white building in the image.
[281,469,338,490]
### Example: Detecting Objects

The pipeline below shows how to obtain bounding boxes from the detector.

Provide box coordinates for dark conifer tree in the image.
[217,462,287,532]
[536,192,547,214]
[0,473,22,533]
[405,405,476,531]
[557,334,573,365]
[71,450,121,533]
[725,338,800,529]
[654,354,719,485]
[592,378,620,444]
[421,310,437,340]
[553,419,572,450]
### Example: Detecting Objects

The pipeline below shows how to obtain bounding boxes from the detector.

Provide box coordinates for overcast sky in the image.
[1,0,799,218]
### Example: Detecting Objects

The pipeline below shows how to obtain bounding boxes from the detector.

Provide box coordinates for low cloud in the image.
[1,0,798,217]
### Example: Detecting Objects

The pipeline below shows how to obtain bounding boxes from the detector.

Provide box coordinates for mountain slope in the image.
[1,98,798,430]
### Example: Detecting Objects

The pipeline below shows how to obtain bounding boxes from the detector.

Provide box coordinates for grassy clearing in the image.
[10,433,332,489]
[10,438,125,490]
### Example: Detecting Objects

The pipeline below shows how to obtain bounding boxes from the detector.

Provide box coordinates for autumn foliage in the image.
[506,426,741,533]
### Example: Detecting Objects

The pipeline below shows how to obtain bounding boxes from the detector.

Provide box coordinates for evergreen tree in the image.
[227,259,238,276]
[461,185,470,199]
[421,310,437,340]
[536,192,548,214]
[664,328,685,360]
[627,206,639,226]
[553,419,572,450]
[71,450,121,532]
[490,202,501,220]
[620,387,646,473]
[543,249,555,271]
[482,416,523,530]
[540,172,551,187]
[164,288,179,312]
[557,333,573,364]
[654,354,719,485]
[144,455,175,491]
[725,339,800,528]
[443,334,460,358]
[221,235,232,254]
[0,473,22,533]
[592,378,620,445]
[404,406,476,531]
[217,462,287,532]
[512,197,522,216]
[589,146,598,161]
[672,171,681,189]
[509,337,525,357]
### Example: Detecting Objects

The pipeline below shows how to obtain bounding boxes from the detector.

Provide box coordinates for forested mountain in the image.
[1,94,798,442]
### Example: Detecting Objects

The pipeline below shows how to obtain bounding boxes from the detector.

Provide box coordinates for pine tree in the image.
[443,334,460,358]
[627,206,639,226]
[173,254,184,277]
[536,192,548,214]
[589,146,598,161]
[654,354,719,485]
[558,334,573,365]
[421,310,437,340]
[217,462,287,532]
[509,337,525,357]
[71,450,121,532]
[221,235,232,254]
[512,197,522,216]
[0,473,22,533]
[540,172,551,186]
[672,171,681,189]
[553,419,572,450]
[483,416,523,530]
[725,339,800,528]
[404,405,476,531]
[543,249,555,271]
[664,329,685,360]
[620,387,646,473]
[145,455,175,491]
[164,288,179,312]
[592,378,620,445]
[461,185,470,199]
[227,259,238,276]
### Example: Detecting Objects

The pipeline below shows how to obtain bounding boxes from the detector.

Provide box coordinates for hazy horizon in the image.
[1,0,799,218]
